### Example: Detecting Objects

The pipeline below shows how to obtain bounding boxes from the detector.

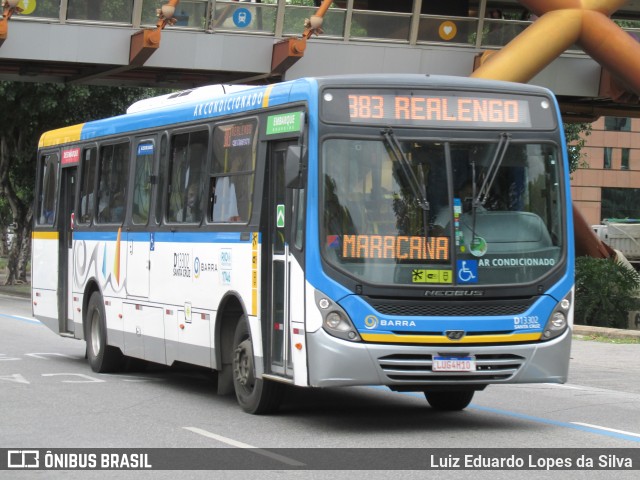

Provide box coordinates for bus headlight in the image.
[542,292,572,341]
[315,291,361,342]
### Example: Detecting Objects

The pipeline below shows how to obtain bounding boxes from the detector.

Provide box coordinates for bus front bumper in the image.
[305,327,572,388]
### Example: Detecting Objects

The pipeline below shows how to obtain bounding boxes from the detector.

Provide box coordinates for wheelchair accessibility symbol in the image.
[456,260,478,284]
[233,8,252,28]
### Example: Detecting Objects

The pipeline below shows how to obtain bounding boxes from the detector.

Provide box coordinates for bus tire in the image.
[86,292,123,373]
[424,390,474,411]
[232,315,283,414]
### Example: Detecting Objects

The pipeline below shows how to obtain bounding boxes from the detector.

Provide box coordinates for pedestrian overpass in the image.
[2,0,640,120]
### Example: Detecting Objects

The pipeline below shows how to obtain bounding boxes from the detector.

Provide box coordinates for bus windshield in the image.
[321,136,564,286]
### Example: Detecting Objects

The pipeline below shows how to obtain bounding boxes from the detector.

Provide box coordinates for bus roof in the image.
[38,75,555,149]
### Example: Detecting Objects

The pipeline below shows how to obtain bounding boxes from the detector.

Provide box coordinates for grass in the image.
[574,334,640,344]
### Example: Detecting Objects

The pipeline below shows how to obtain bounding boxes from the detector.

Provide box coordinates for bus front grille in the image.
[377,353,525,382]
[366,297,535,317]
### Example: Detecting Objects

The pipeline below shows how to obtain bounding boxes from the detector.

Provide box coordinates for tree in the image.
[0,82,167,285]
[575,256,640,328]
[564,122,592,174]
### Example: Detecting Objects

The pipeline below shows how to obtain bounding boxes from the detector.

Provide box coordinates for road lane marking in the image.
[183,427,305,467]
[469,405,640,443]
[541,383,586,390]
[387,389,640,444]
[25,353,75,360]
[572,422,640,439]
[0,313,40,325]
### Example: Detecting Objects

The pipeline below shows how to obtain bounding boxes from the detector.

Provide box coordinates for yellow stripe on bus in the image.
[262,85,274,108]
[360,332,542,344]
[32,231,59,240]
[251,232,259,316]
[38,124,84,148]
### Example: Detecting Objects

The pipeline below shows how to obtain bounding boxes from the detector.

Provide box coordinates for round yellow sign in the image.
[19,0,37,16]
[438,21,457,41]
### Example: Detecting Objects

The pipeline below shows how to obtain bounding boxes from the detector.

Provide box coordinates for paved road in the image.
[1,294,639,479]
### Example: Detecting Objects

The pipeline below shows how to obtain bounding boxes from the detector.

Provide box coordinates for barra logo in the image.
[8,450,39,468]
[364,315,378,330]
[193,257,201,279]
[364,315,417,329]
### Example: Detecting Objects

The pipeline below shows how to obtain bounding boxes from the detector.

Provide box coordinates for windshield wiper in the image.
[470,132,511,243]
[381,128,430,211]
[381,128,430,241]
[474,132,511,209]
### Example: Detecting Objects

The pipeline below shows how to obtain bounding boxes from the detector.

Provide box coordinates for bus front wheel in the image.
[232,315,283,414]
[86,292,123,373]
[424,390,474,411]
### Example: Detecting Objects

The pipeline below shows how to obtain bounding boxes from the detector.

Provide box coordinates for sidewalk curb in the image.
[573,324,640,340]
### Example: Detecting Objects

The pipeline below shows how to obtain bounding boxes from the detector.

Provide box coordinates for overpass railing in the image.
[12,0,638,52]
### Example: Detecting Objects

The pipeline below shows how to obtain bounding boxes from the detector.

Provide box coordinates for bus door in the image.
[59,163,77,334]
[126,137,157,298]
[265,140,300,378]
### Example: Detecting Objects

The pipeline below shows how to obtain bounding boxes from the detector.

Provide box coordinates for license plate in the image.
[432,356,476,372]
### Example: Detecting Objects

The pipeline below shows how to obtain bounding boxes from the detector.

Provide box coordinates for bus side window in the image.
[209,120,256,223]
[166,130,208,224]
[155,135,168,225]
[37,153,59,226]
[97,142,129,224]
[78,147,97,225]
[132,143,153,225]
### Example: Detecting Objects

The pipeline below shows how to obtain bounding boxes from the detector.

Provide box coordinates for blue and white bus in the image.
[32,75,574,414]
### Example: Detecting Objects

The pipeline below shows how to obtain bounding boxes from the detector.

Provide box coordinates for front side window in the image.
[209,120,257,223]
[78,147,97,225]
[321,136,564,286]
[37,153,59,226]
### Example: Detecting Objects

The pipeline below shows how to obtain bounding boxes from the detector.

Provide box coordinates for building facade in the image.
[572,117,640,227]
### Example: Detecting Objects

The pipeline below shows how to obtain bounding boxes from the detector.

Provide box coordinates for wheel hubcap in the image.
[233,338,255,389]
[90,312,101,357]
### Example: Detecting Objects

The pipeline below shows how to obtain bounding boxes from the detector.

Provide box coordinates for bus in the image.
[32,74,574,414]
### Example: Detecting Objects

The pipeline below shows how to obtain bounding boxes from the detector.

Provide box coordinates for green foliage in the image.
[66,0,133,23]
[0,81,168,283]
[564,122,592,173]
[575,256,640,329]
[0,82,166,207]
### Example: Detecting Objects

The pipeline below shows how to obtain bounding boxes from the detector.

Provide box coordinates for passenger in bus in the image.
[177,184,200,222]
[211,176,240,222]
[99,192,124,223]
[41,206,56,225]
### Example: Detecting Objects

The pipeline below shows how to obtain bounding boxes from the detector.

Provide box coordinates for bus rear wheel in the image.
[86,292,123,373]
[232,315,283,414]
[424,390,474,411]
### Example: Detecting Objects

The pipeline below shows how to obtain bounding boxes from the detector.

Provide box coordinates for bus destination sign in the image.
[329,234,450,262]
[322,89,537,129]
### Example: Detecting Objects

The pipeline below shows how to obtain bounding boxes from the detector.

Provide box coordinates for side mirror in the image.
[285,145,305,189]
